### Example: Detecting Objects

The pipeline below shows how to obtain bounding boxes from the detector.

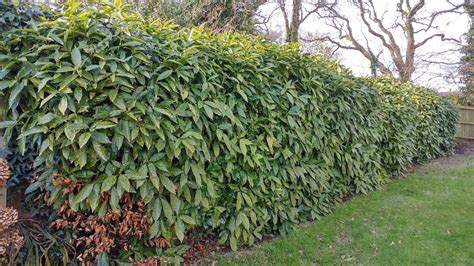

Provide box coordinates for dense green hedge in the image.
[0,3,458,262]
[369,77,458,175]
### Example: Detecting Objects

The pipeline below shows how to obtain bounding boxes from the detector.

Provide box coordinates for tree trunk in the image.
[286,0,302,42]
[286,26,299,42]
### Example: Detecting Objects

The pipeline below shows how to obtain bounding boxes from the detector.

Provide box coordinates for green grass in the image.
[213,160,474,265]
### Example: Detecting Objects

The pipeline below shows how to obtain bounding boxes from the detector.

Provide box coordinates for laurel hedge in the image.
[369,76,458,175]
[0,3,458,261]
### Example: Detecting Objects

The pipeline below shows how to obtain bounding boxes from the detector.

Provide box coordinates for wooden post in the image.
[0,97,6,208]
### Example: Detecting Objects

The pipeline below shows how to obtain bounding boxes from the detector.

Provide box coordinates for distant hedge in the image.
[0,3,458,262]
[369,77,458,175]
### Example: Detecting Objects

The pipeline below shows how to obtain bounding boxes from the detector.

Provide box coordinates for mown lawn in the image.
[212,157,474,265]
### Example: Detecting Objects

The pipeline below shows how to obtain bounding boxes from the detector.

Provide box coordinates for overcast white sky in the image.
[258,0,470,92]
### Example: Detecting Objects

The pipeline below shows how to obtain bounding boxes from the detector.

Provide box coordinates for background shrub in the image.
[0,3,458,262]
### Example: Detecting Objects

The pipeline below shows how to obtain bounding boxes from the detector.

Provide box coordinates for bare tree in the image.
[460,0,474,104]
[276,0,327,42]
[300,32,340,59]
[255,3,280,38]
[316,0,466,82]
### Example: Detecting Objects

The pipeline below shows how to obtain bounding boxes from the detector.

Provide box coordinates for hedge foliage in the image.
[0,2,53,32]
[369,77,458,175]
[0,3,458,261]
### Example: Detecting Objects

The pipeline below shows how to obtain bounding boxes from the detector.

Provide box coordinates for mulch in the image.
[183,234,227,264]
[454,139,474,155]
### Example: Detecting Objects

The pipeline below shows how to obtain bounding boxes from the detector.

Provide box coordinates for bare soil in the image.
[421,139,474,170]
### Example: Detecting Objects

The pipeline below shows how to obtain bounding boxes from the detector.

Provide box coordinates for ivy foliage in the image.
[0,2,457,259]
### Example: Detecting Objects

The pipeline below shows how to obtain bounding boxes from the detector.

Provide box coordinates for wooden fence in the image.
[457,106,474,140]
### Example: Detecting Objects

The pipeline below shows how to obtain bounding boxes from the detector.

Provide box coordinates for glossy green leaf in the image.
[71,47,82,67]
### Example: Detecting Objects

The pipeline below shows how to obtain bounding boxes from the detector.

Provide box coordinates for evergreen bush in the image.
[369,76,458,175]
[0,3,458,262]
